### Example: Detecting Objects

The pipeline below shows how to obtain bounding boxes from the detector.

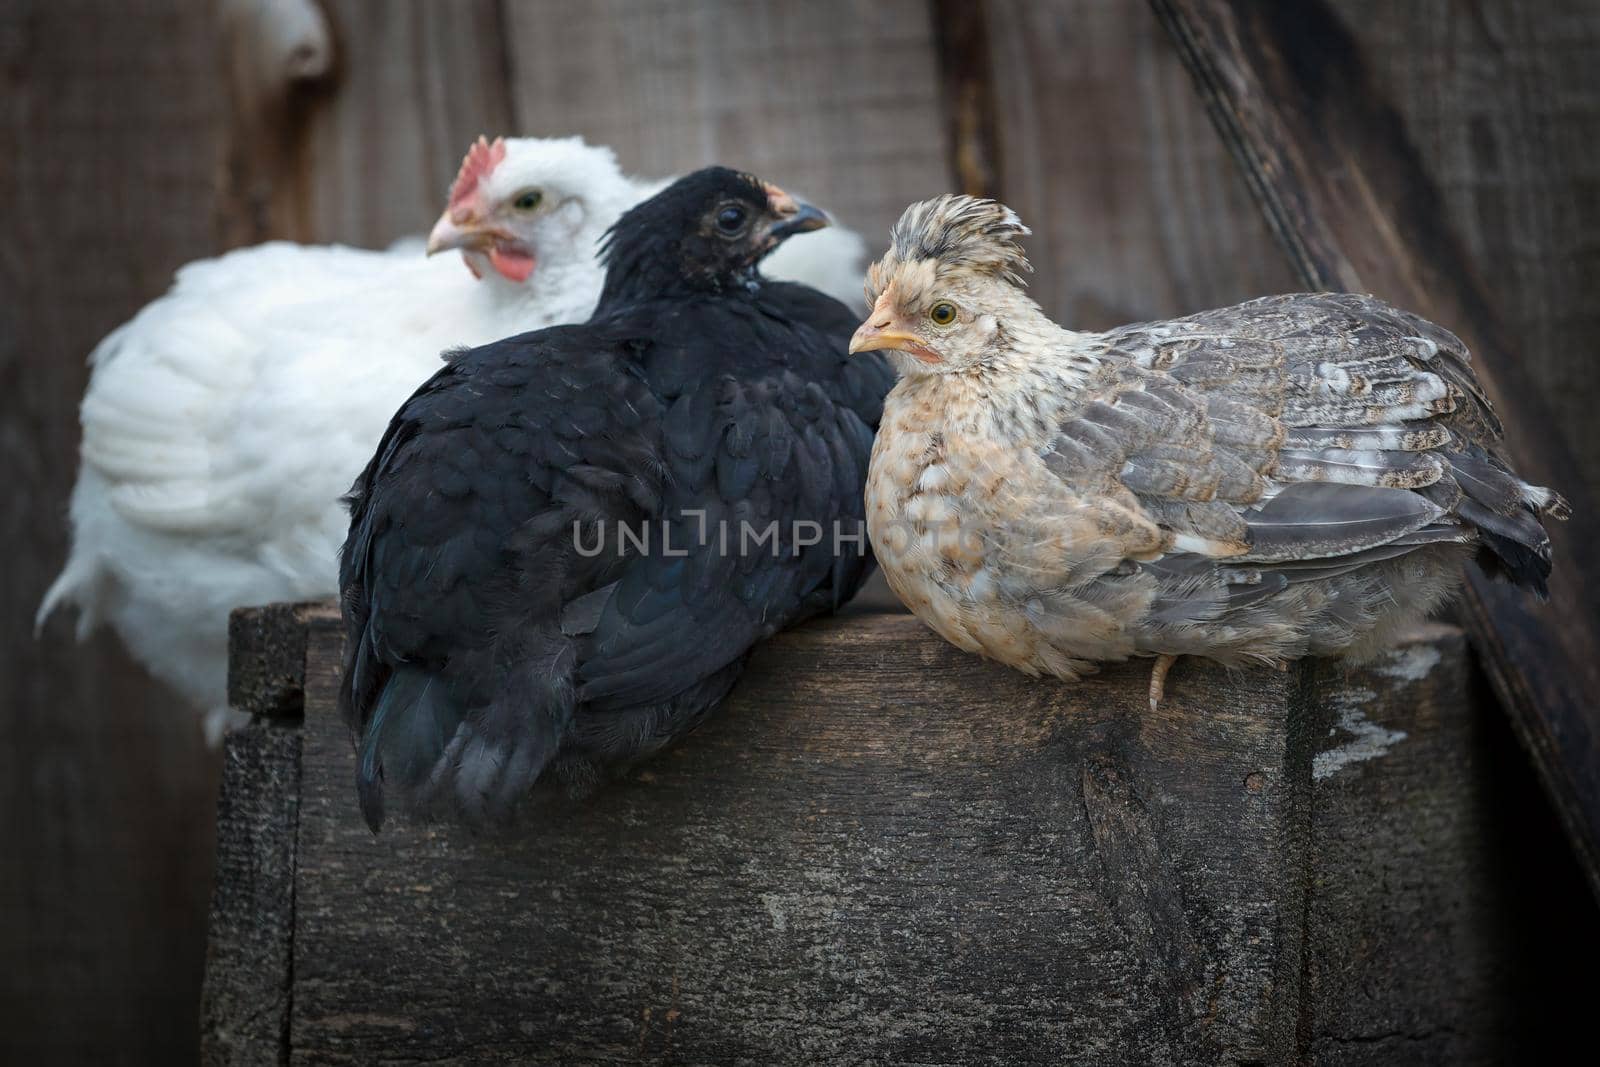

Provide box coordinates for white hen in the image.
[39,135,869,740]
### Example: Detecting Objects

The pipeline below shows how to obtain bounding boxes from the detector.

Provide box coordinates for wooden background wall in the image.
[2,1,1595,1062]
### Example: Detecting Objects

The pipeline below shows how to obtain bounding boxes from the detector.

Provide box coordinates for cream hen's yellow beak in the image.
[849,294,942,364]
[848,322,923,355]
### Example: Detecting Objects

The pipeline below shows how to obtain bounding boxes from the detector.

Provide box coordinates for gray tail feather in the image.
[357,666,462,832]
[1447,450,1559,597]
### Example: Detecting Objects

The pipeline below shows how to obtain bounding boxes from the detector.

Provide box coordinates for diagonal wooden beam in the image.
[1151,0,1600,896]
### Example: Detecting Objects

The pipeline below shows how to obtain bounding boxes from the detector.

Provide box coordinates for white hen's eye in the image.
[512,190,543,212]
[929,301,958,327]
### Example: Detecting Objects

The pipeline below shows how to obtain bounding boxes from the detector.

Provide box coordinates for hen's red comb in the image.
[449,136,506,213]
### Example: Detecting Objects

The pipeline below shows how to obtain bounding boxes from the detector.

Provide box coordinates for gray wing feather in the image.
[1239,482,1445,562]
[1083,292,1562,613]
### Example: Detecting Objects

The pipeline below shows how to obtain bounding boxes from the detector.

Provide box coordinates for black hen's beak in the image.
[763,181,830,241]
[769,201,828,240]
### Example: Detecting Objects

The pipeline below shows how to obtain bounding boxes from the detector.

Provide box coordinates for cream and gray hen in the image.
[851,195,1568,704]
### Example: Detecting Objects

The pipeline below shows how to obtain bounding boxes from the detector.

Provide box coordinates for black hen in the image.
[339,168,894,830]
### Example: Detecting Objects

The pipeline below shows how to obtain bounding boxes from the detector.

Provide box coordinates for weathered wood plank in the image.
[286,610,1311,1065]
[1305,626,1506,1062]
[1330,0,1600,510]
[215,0,335,247]
[981,0,1301,331]
[1151,0,1600,898]
[211,603,1591,1062]
[0,3,227,1062]
[228,601,331,721]
[300,0,515,248]
[930,0,1003,199]
[200,722,303,1067]
[1304,623,1600,1062]
[499,0,955,268]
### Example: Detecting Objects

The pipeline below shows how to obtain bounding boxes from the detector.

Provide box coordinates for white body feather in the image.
[40,148,867,738]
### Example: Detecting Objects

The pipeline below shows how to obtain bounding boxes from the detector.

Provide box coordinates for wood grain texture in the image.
[209,609,1567,1062]
[980,0,1301,331]
[1305,626,1511,1061]
[499,0,955,279]
[200,722,302,1067]
[301,0,515,248]
[288,610,1311,1065]
[227,602,325,722]
[0,3,225,1062]
[1151,0,1600,899]
[1304,624,1600,1062]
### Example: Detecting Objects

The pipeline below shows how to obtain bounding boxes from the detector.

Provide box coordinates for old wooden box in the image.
[202,604,1534,1065]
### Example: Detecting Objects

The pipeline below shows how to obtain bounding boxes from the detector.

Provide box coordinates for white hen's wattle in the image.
[39,138,869,740]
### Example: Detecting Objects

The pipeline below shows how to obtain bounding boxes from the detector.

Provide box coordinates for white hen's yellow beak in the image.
[426,205,536,283]
[426,208,495,255]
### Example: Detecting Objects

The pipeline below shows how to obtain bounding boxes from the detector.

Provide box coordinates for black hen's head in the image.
[596,166,828,308]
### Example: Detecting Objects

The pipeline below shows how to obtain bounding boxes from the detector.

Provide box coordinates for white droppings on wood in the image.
[1374,642,1442,683]
[1313,691,1408,781]
[1313,643,1436,780]
[759,893,789,932]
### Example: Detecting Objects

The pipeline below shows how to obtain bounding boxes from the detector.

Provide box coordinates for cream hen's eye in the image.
[928,301,958,327]
[512,190,543,212]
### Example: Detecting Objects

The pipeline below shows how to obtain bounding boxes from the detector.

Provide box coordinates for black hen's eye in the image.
[715,205,748,234]
[929,301,958,326]
[513,190,543,211]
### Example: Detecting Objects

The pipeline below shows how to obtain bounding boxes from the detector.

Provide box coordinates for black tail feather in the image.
[356,666,462,831]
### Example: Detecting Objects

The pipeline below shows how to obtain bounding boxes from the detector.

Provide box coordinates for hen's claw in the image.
[1149,653,1179,712]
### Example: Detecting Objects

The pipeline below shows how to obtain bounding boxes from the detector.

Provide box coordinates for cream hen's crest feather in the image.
[40,137,870,741]
[869,194,1032,305]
